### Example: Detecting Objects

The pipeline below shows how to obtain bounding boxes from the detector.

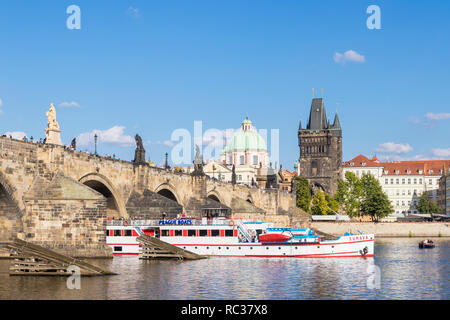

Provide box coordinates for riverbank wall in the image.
[311,221,450,237]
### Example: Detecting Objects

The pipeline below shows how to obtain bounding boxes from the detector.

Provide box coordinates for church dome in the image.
[221,117,267,155]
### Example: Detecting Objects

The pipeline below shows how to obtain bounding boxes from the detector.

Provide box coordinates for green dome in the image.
[221,119,267,155]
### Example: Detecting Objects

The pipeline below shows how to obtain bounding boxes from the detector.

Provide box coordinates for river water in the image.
[0,238,448,300]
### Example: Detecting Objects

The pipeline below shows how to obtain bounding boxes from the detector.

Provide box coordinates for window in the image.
[106,230,109,237]
[408,179,411,184]
[124,230,132,237]
[174,230,183,236]
[199,229,208,237]
[408,189,411,195]
[419,179,422,184]
[253,155,258,165]
[385,179,388,184]
[211,230,220,237]
[114,230,121,237]
[396,179,399,184]
[188,230,196,237]
[402,179,405,184]
[225,230,234,237]
[414,178,417,184]
[161,230,170,237]
[429,179,432,185]
[113,246,122,252]
[240,155,245,165]
[391,178,394,184]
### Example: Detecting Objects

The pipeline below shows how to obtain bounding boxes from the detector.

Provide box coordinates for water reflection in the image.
[0,238,448,300]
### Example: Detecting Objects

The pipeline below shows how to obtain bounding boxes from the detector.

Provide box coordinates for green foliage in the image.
[311,190,339,215]
[360,173,393,222]
[416,191,442,214]
[311,190,329,215]
[294,177,312,213]
[335,171,363,217]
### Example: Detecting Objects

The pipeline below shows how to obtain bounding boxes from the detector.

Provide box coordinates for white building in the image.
[343,155,450,215]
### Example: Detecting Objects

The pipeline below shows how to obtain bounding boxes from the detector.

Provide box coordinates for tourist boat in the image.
[419,239,435,249]
[106,218,375,258]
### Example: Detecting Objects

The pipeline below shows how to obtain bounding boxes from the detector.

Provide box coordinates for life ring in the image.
[123,219,129,226]
[229,220,235,226]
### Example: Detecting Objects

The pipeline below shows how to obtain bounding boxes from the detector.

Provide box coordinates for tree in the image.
[295,177,312,213]
[360,173,393,221]
[416,191,441,214]
[311,190,329,215]
[335,171,363,217]
[310,190,339,215]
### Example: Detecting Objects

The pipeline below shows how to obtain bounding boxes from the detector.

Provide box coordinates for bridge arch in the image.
[206,190,223,203]
[0,171,23,240]
[155,183,181,204]
[79,173,128,218]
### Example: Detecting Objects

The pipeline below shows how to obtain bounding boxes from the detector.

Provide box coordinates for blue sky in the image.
[1,1,449,168]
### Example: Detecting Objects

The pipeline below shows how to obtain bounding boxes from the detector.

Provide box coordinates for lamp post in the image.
[94,133,98,155]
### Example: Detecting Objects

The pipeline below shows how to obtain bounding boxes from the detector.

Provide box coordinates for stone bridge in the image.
[0,136,297,256]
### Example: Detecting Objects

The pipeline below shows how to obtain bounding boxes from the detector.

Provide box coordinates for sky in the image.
[1,0,449,169]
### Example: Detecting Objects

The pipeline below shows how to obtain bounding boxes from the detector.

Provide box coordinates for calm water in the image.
[0,238,448,300]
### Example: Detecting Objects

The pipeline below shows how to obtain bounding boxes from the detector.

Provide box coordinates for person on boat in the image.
[162,212,167,220]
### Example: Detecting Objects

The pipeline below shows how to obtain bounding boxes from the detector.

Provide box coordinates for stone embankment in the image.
[311,221,450,237]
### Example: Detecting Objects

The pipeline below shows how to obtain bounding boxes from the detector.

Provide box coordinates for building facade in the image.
[298,98,342,195]
[221,117,270,168]
[344,155,450,215]
[438,170,450,215]
[278,169,298,192]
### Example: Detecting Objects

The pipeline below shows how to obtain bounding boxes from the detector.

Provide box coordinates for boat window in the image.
[218,247,221,250]
[106,230,109,237]
[211,230,220,237]
[174,230,183,236]
[225,230,234,237]
[114,230,121,237]
[266,247,269,250]
[226,247,229,250]
[161,230,170,237]
[199,229,208,237]
[113,246,122,252]
[124,230,132,237]
[188,230,196,237]
[238,247,241,250]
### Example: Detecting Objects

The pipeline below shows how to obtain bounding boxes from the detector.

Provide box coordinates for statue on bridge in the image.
[44,103,63,146]
[133,134,146,164]
[191,145,205,176]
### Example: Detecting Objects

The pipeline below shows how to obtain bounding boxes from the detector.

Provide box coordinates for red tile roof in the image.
[343,154,384,168]
[344,155,450,176]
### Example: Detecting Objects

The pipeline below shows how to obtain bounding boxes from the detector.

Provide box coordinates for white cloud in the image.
[4,131,27,140]
[0,98,3,107]
[334,50,365,64]
[376,142,413,154]
[77,126,134,148]
[58,101,80,108]
[431,148,450,158]
[424,112,450,121]
[126,6,140,19]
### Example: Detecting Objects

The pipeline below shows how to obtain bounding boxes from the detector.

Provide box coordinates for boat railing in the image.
[106,218,262,227]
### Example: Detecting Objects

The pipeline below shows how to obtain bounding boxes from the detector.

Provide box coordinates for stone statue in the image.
[70,138,76,150]
[46,103,60,130]
[133,134,146,164]
[194,144,202,164]
[135,134,144,150]
[44,103,63,146]
[191,145,205,176]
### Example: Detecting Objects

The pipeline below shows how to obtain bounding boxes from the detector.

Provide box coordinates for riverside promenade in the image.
[311,221,450,237]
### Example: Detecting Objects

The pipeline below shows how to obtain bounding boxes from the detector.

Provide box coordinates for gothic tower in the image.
[298,98,342,195]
